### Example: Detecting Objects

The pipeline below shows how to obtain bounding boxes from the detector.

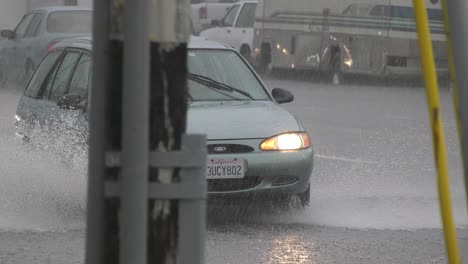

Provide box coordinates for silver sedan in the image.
[15,36,314,208]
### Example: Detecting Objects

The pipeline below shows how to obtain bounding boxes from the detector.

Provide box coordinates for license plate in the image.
[206,158,245,179]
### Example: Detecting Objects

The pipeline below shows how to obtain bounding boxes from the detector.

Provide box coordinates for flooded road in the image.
[0,78,467,263]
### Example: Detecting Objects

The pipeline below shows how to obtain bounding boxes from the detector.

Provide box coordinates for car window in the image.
[46,11,92,33]
[24,13,43,38]
[14,13,34,38]
[48,51,80,102]
[68,53,91,99]
[369,5,389,17]
[342,4,356,15]
[427,8,442,21]
[188,50,269,101]
[24,51,62,98]
[222,5,240,27]
[236,3,256,28]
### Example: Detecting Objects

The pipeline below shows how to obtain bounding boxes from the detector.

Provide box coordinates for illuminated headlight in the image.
[344,57,353,67]
[14,115,21,127]
[260,132,311,151]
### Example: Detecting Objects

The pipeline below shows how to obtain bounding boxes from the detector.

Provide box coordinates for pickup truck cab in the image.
[191,0,238,35]
[200,1,257,61]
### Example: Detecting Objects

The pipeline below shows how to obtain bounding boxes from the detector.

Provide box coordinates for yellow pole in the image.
[412,1,461,263]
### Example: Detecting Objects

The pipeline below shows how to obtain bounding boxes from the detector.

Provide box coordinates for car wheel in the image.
[274,184,310,211]
[298,184,310,207]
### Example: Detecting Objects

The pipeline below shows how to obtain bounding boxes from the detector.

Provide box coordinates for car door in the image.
[17,12,44,79]
[218,4,241,48]
[39,50,81,142]
[1,13,34,79]
[16,49,63,140]
[59,51,92,148]
[231,2,257,55]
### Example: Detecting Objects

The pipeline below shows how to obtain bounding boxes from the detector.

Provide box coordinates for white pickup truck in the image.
[191,0,239,35]
[199,1,257,61]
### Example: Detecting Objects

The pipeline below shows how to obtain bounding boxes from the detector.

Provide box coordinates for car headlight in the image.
[260,132,311,151]
[14,115,21,128]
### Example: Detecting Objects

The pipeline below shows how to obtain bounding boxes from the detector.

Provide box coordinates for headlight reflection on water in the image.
[265,235,316,264]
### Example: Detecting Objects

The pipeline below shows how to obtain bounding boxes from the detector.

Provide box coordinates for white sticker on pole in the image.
[149,0,191,43]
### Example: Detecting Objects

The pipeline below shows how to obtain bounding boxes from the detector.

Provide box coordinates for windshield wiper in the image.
[187,72,255,100]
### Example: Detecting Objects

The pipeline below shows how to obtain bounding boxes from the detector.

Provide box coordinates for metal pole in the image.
[178,135,207,264]
[86,0,109,263]
[446,0,468,205]
[147,0,192,262]
[120,0,150,263]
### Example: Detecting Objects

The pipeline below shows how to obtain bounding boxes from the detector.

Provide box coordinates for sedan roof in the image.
[34,6,92,13]
[52,36,232,52]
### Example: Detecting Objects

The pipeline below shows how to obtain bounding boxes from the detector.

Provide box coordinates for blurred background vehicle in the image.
[0,0,91,31]
[252,0,448,84]
[200,1,257,62]
[191,0,239,35]
[0,6,91,86]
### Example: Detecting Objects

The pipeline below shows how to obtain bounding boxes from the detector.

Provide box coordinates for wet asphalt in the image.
[0,76,467,263]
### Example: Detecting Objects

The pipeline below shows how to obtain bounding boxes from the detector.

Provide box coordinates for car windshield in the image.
[46,11,92,33]
[188,49,269,101]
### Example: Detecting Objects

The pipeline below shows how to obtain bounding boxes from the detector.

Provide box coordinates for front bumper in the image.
[206,138,314,196]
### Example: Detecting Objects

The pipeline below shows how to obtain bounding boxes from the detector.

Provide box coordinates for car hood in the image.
[187,101,300,140]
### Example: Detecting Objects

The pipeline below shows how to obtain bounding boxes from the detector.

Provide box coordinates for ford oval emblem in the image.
[214,146,227,153]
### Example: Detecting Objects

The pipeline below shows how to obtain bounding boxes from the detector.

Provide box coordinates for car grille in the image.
[207,144,254,154]
[207,176,262,192]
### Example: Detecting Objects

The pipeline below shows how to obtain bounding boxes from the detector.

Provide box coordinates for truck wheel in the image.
[332,70,343,85]
[329,49,343,85]
[240,45,251,63]
[257,43,271,73]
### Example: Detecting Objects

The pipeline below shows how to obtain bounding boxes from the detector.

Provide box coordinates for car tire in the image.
[298,184,310,207]
[274,184,310,211]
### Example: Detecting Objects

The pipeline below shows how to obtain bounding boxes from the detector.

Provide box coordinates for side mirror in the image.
[57,94,83,110]
[272,88,294,104]
[1,30,15,39]
[211,19,221,27]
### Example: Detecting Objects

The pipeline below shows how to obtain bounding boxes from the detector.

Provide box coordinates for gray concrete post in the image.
[85,0,109,263]
[445,0,468,202]
[120,0,150,263]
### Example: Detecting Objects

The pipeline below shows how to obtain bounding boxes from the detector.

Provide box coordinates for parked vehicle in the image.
[191,0,238,35]
[252,0,448,83]
[200,1,257,61]
[15,36,314,208]
[0,6,92,86]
